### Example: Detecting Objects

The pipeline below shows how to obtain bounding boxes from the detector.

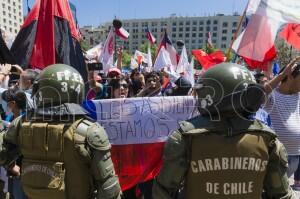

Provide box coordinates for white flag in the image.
[86,43,103,61]
[176,45,189,73]
[100,28,114,72]
[134,50,148,63]
[146,45,153,72]
[185,58,195,87]
[153,47,173,71]
[130,57,138,70]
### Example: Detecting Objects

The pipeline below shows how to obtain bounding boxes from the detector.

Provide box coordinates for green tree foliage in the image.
[276,39,294,68]
[80,40,90,51]
[122,50,132,67]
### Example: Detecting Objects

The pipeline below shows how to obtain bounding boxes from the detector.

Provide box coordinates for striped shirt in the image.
[264,89,300,155]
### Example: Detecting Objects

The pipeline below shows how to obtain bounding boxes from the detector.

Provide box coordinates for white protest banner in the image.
[92,96,197,145]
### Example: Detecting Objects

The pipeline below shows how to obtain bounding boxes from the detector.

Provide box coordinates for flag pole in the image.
[114,16,117,64]
[226,1,250,58]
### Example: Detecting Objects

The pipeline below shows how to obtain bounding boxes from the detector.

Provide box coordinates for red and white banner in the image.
[87,96,197,190]
[100,28,115,72]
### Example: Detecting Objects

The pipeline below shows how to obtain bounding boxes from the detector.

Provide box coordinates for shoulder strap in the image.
[75,119,94,138]
[179,116,277,138]
[179,116,215,135]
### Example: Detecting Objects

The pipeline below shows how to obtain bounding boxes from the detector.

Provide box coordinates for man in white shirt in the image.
[264,57,300,188]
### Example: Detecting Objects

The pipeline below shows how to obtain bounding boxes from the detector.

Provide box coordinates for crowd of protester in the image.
[0,50,300,198]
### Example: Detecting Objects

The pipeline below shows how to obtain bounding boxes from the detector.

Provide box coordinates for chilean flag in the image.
[145,27,156,44]
[10,0,86,80]
[157,31,178,67]
[83,97,196,191]
[115,27,130,40]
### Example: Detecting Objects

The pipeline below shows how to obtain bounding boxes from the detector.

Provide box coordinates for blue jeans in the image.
[288,155,300,178]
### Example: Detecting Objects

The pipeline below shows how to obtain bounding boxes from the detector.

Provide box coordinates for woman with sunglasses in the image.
[107,76,131,99]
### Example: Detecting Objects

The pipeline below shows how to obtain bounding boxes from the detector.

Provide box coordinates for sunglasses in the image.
[114,83,129,89]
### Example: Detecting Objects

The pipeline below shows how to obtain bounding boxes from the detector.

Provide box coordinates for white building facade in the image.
[0,0,23,37]
[81,14,242,54]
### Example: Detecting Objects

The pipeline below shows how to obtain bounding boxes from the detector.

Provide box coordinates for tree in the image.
[121,50,131,67]
[276,39,296,68]
[80,40,90,51]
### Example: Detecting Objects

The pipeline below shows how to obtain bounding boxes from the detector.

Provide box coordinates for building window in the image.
[3,11,5,15]
[179,27,183,32]
[172,22,177,26]
[192,33,196,37]
[222,22,228,27]
[213,32,217,37]
[186,21,190,25]
[161,21,166,26]
[199,21,204,25]
[206,26,210,31]
[178,33,183,38]
[198,33,203,37]
[186,27,190,31]
[213,26,217,31]
[192,27,197,31]
[152,22,157,26]
[199,27,203,31]
[206,20,211,25]
[3,18,6,23]
[222,29,227,34]
[232,22,238,27]
[212,39,217,43]
[179,21,183,26]
[8,6,11,11]
[192,39,196,44]
[221,44,227,48]
[232,29,237,33]
[193,21,197,25]
[222,36,227,41]
[213,20,218,25]
[185,33,190,37]
[172,27,176,32]
[172,33,176,38]
[2,3,5,8]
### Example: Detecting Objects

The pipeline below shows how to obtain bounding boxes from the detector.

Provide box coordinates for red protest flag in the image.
[192,49,226,70]
[10,0,86,80]
[280,23,300,51]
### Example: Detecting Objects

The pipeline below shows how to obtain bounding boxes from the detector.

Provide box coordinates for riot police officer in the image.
[152,63,296,199]
[0,64,122,199]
